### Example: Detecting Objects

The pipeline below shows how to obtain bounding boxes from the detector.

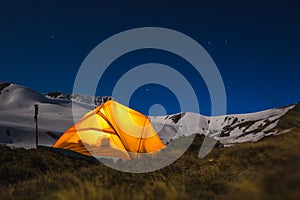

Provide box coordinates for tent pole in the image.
[97,110,133,160]
[137,118,147,158]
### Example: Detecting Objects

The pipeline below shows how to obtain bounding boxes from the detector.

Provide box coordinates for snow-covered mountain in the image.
[45,92,112,107]
[151,104,298,146]
[0,82,105,147]
[0,82,299,148]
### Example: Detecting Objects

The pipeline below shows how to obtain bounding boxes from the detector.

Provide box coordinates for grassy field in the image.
[0,129,300,200]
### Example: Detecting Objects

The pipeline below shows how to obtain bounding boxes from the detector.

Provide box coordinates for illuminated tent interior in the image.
[52,100,165,160]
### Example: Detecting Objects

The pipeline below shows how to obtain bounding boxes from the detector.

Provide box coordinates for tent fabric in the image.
[53,100,165,160]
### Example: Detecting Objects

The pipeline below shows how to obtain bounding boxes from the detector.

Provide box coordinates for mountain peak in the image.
[45,91,112,107]
[0,82,298,148]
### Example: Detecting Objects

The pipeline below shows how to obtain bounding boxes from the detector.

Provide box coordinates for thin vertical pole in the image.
[35,117,38,148]
[34,104,39,148]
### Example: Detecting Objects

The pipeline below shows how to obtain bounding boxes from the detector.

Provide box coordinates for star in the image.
[146,88,149,92]
[50,35,55,39]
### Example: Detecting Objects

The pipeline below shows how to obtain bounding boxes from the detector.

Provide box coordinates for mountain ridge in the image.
[0,82,299,148]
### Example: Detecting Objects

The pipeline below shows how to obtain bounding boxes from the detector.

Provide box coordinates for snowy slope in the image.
[0,82,298,148]
[150,105,296,145]
[0,83,102,147]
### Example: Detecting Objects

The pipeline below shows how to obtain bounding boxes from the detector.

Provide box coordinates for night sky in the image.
[0,0,299,116]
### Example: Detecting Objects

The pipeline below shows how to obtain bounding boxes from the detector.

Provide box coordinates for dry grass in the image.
[0,129,300,200]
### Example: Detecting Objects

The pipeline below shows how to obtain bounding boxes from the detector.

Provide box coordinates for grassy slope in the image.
[0,129,300,200]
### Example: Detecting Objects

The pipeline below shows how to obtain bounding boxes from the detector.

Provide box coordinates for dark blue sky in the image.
[0,0,299,115]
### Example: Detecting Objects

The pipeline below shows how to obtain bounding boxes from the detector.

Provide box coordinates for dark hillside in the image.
[0,131,300,199]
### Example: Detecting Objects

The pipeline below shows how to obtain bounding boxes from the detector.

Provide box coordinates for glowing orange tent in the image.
[53,100,165,160]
